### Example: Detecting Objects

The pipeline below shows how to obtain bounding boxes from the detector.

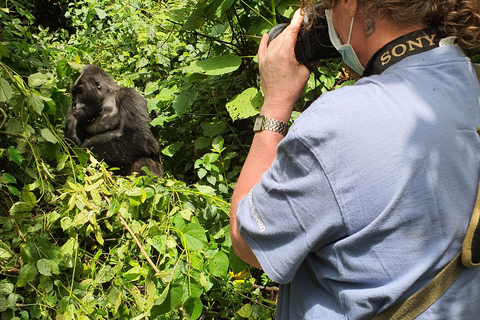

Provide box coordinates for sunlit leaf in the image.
[37,259,60,276]
[28,72,48,87]
[237,304,253,318]
[182,223,208,251]
[225,87,263,121]
[9,202,32,215]
[184,54,242,76]
[95,8,107,19]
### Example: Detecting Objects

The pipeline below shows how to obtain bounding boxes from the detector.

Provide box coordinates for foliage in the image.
[0,0,348,319]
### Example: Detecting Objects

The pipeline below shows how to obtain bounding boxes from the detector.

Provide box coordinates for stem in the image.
[271,0,277,25]
[116,213,160,275]
[240,0,274,26]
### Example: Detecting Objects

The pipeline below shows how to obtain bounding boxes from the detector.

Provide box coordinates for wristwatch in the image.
[253,115,288,136]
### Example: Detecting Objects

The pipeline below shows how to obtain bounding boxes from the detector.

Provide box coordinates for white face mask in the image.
[325,9,365,75]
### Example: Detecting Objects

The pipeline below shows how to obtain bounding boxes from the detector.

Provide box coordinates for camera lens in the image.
[267,23,289,45]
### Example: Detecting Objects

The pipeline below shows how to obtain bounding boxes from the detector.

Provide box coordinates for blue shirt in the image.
[236,45,480,319]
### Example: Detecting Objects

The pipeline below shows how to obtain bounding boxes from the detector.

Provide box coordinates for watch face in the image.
[253,116,264,132]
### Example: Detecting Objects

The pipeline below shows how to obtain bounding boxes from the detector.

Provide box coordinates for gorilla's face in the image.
[70,65,120,123]
[71,73,105,122]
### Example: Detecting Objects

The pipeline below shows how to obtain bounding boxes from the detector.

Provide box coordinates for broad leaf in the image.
[208,251,229,277]
[225,87,262,121]
[184,54,242,76]
[41,128,58,144]
[0,78,12,102]
[182,223,208,251]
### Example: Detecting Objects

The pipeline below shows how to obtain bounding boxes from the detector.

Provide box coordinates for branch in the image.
[116,213,160,275]
[0,106,6,130]
[101,194,163,277]
[0,131,25,139]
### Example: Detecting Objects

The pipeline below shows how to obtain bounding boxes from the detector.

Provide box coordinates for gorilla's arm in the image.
[64,107,85,146]
[81,130,122,148]
[86,96,122,135]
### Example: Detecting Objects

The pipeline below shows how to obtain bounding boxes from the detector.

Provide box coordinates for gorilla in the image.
[64,65,163,177]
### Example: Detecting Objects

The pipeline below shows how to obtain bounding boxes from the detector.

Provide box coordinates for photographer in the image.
[230,0,480,319]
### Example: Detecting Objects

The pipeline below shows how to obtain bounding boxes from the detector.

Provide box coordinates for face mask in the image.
[325,9,365,75]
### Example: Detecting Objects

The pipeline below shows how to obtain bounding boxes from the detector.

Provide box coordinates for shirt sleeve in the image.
[236,123,347,284]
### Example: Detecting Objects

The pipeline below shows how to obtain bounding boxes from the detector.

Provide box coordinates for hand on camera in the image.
[258,9,310,122]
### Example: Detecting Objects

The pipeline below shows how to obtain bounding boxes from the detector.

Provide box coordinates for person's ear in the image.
[337,0,358,18]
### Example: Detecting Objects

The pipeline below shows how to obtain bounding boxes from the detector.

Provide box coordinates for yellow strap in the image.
[373,154,480,319]
[475,64,480,83]
[462,179,480,267]
[372,253,463,320]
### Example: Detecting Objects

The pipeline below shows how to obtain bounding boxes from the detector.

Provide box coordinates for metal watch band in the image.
[253,115,288,136]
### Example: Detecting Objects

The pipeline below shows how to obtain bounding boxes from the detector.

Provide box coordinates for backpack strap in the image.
[373,177,480,320]
[474,64,480,83]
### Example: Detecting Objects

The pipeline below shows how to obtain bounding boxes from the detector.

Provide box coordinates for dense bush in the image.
[0,0,347,319]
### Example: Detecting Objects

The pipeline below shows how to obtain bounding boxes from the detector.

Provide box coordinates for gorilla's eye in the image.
[95,81,102,89]
[74,88,82,95]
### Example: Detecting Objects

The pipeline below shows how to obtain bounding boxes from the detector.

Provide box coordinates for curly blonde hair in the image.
[302,0,480,49]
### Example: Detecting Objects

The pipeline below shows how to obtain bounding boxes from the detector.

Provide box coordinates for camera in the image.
[267,10,340,67]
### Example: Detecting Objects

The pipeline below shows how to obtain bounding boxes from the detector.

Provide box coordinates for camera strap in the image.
[363,28,439,77]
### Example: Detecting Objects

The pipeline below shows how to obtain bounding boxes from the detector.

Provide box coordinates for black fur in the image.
[65,65,163,177]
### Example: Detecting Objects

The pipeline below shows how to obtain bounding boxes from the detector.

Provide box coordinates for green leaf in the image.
[0,247,13,260]
[197,168,207,179]
[22,191,37,208]
[225,87,263,121]
[204,0,235,19]
[28,72,48,87]
[37,259,60,276]
[208,251,229,278]
[6,146,22,166]
[17,264,37,287]
[237,304,253,318]
[95,265,115,284]
[156,86,177,101]
[173,88,196,116]
[181,0,207,31]
[183,297,203,320]
[150,284,184,317]
[0,282,14,295]
[194,137,211,150]
[9,202,32,215]
[28,93,45,114]
[182,223,208,251]
[211,136,224,152]
[60,238,77,268]
[201,121,226,138]
[0,78,12,102]
[2,173,16,184]
[0,296,7,312]
[95,8,107,19]
[40,128,58,144]
[184,54,242,76]
[162,142,184,157]
[57,58,70,78]
[73,211,91,227]
[108,199,120,217]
